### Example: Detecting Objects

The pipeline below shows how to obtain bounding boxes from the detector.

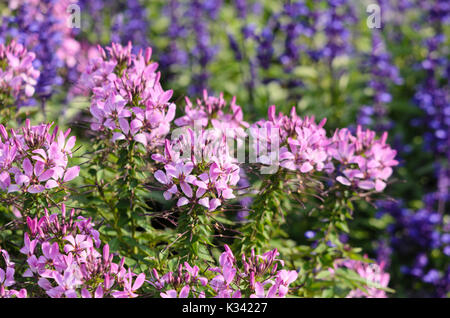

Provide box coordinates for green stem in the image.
[176,206,212,262]
[234,171,285,254]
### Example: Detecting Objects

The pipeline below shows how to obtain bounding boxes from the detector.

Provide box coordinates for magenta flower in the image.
[152,127,241,212]
[112,118,147,146]
[63,235,93,258]
[332,258,390,298]
[20,233,37,257]
[0,40,40,105]
[328,126,398,192]
[161,285,190,298]
[276,270,299,297]
[81,286,104,298]
[18,204,145,298]
[0,249,27,298]
[0,261,15,288]
[112,271,145,298]
[83,43,176,151]
[15,159,54,193]
[250,282,279,298]
[0,121,80,198]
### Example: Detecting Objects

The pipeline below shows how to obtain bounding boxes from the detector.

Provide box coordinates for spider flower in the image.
[0,248,27,298]
[150,245,297,298]
[332,258,390,298]
[81,43,176,151]
[328,126,399,192]
[175,90,249,142]
[19,204,145,298]
[0,40,40,107]
[0,120,79,195]
[153,128,240,211]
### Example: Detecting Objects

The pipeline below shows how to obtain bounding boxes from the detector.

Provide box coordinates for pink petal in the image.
[300,162,313,173]
[177,197,189,207]
[132,273,145,291]
[112,132,126,142]
[63,166,80,182]
[198,197,210,209]
[28,185,45,193]
[336,176,351,186]
[130,119,143,135]
[179,285,190,298]
[134,133,147,146]
[34,161,45,177]
[154,170,168,184]
[45,179,59,189]
[180,182,193,198]
[38,169,54,182]
[119,118,130,135]
[23,158,33,177]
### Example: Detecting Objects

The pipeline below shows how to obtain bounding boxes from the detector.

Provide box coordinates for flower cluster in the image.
[328,126,399,192]
[276,108,331,174]
[149,245,298,298]
[0,119,79,195]
[332,258,390,298]
[82,43,175,150]
[2,0,80,100]
[0,40,40,107]
[414,35,449,157]
[316,0,357,62]
[0,248,27,298]
[150,262,209,298]
[252,105,398,192]
[18,204,145,298]
[153,128,240,211]
[376,198,450,296]
[175,90,249,141]
[209,245,298,298]
[250,106,308,168]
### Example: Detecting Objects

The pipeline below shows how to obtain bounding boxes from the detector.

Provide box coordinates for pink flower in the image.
[112,118,148,146]
[83,43,176,150]
[161,285,190,298]
[20,233,37,257]
[0,121,80,196]
[15,159,54,193]
[0,40,40,105]
[64,235,93,257]
[328,126,398,192]
[81,286,104,298]
[333,258,390,298]
[250,282,279,298]
[112,271,145,298]
[276,270,298,297]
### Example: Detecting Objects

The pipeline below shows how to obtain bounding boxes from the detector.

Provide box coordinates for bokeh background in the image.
[0,0,448,297]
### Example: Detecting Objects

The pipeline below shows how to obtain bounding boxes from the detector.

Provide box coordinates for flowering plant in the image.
[0,0,447,299]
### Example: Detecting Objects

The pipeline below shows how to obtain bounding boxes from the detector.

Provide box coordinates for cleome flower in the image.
[331,258,390,298]
[149,245,297,298]
[16,204,145,298]
[0,120,79,196]
[328,125,399,192]
[174,90,249,142]
[0,248,27,298]
[0,40,40,107]
[153,128,240,211]
[81,42,176,151]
